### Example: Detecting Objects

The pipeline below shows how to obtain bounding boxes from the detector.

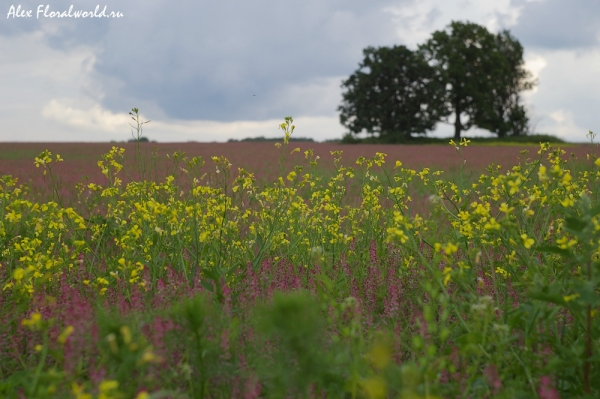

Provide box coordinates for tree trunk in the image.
[454,109,462,140]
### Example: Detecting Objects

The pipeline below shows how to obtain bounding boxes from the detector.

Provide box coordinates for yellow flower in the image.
[98,380,119,399]
[495,267,509,279]
[120,326,132,345]
[368,341,391,370]
[5,210,22,223]
[561,196,575,208]
[499,203,514,214]
[538,164,548,181]
[521,233,534,249]
[443,267,452,286]
[13,268,25,281]
[538,142,551,154]
[508,178,522,195]
[362,376,386,399]
[22,312,43,330]
[563,293,580,303]
[443,242,458,255]
[58,325,75,344]
[556,236,577,249]
[484,218,501,231]
[71,382,92,399]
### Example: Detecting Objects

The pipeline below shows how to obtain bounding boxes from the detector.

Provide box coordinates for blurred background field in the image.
[0,140,592,186]
[2,137,600,397]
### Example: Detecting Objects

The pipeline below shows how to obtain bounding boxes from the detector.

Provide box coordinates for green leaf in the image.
[571,281,600,306]
[314,273,334,295]
[590,203,600,217]
[564,216,588,234]
[536,245,572,258]
[527,285,565,306]
[256,233,264,250]
[200,279,214,292]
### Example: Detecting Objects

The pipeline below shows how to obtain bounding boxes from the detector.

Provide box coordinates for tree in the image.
[128,136,150,143]
[338,45,447,142]
[419,21,506,139]
[473,30,536,137]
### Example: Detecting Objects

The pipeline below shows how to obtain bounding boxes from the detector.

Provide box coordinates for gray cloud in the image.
[2,1,407,122]
[511,0,600,50]
[424,7,442,27]
[2,0,598,143]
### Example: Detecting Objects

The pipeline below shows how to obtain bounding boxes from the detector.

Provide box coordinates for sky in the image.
[0,0,599,143]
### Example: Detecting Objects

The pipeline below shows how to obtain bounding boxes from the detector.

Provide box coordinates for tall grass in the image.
[0,114,599,398]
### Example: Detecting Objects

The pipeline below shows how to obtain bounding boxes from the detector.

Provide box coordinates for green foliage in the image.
[251,291,334,397]
[128,136,150,143]
[96,310,158,397]
[341,21,536,142]
[341,133,565,145]
[227,136,315,142]
[339,45,447,141]
[531,194,600,395]
[419,21,503,139]
[471,30,536,137]
[170,293,220,398]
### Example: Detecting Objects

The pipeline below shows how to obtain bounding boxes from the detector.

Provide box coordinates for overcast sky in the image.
[1,0,599,142]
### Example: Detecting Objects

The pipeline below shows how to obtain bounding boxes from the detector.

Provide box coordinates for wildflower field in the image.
[1,116,600,398]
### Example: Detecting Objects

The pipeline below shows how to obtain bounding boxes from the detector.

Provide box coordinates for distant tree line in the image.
[227,136,315,142]
[127,137,150,143]
[338,21,536,141]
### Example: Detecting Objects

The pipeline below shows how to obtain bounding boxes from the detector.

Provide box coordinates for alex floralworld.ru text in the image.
[6,5,123,19]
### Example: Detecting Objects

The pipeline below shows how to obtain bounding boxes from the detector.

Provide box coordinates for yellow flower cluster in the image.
[1,138,599,309]
[386,140,600,290]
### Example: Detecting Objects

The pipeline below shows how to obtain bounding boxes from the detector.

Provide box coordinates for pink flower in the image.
[538,376,560,399]
[484,364,502,392]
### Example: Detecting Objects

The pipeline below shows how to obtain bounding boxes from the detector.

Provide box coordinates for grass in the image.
[1,114,599,398]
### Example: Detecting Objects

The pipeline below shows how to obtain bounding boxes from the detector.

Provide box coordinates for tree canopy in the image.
[472,30,536,137]
[339,21,536,141]
[338,45,447,142]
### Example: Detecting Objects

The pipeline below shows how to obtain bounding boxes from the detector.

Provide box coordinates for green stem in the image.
[510,346,537,397]
[584,259,593,394]
[30,334,49,396]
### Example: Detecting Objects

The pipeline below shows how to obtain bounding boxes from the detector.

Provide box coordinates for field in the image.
[0,141,586,202]
[1,126,600,398]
